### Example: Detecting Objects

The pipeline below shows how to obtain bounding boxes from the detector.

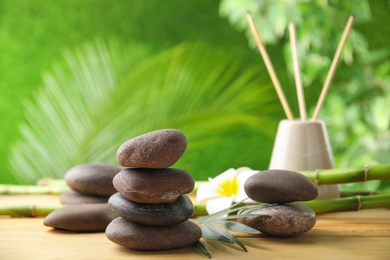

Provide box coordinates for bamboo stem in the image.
[304,194,390,214]
[1,165,388,196]
[312,15,355,120]
[298,164,390,185]
[289,22,306,120]
[340,190,376,197]
[0,184,70,195]
[0,205,63,217]
[246,12,294,120]
[192,193,390,216]
[1,193,389,217]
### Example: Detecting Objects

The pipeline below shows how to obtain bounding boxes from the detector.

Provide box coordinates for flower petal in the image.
[196,182,223,204]
[235,169,259,202]
[202,168,238,198]
[209,168,237,184]
[206,196,234,215]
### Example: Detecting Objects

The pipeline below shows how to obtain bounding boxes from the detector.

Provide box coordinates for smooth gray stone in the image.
[113,168,194,204]
[116,129,187,168]
[65,163,122,196]
[43,204,116,232]
[105,217,202,250]
[244,169,318,203]
[60,191,109,204]
[108,193,193,225]
[238,202,316,237]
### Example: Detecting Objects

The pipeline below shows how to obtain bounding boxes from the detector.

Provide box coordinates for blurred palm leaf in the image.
[9,39,278,184]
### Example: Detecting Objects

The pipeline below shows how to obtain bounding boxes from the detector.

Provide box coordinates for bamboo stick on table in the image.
[312,15,355,120]
[289,22,307,120]
[246,12,294,120]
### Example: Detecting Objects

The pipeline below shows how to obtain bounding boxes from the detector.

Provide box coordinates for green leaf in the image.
[192,240,212,258]
[9,39,276,184]
[212,220,261,234]
[205,222,248,252]
[199,224,229,242]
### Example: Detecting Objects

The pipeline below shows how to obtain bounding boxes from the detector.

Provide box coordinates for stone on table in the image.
[108,193,193,226]
[244,169,318,203]
[238,202,316,237]
[105,217,202,250]
[112,168,194,204]
[43,204,116,232]
[65,163,122,197]
[116,129,187,168]
[60,191,109,204]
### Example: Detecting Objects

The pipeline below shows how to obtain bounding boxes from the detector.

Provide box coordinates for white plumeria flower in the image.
[196,167,259,215]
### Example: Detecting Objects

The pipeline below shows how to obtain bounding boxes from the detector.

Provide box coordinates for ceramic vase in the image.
[269,119,340,199]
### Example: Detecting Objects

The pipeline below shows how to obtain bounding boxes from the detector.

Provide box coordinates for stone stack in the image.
[105,129,202,250]
[239,169,318,237]
[44,163,122,232]
[61,163,122,204]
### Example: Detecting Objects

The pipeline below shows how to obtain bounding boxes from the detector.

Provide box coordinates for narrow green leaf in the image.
[199,224,228,242]
[203,223,233,244]
[192,240,212,258]
[212,220,261,235]
[206,223,248,252]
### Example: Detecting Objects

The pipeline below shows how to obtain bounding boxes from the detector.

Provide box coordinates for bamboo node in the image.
[314,169,320,186]
[364,165,369,182]
[356,195,362,210]
[31,205,36,217]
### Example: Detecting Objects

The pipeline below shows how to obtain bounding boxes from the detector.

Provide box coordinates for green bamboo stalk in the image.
[0,184,70,195]
[0,205,63,217]
[340,190,376,197]
[192,193,390,216]
[304,193,390,214]
[1,164,389,195]
[298,164,390,185]
[1,194,389,217]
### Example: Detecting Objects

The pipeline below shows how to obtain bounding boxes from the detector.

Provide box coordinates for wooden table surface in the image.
[1,194,389,259]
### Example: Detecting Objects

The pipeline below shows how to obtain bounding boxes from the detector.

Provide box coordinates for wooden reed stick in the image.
[246,12,294,120]
[289,22,306,120]
[312,15,355,120]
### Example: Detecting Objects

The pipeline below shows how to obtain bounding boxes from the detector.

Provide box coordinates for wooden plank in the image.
[0,195,389,259]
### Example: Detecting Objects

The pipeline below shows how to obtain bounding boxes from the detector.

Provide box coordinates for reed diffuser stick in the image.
[312,15,355,120]
[246,12,294,120]
[289,22,306,120]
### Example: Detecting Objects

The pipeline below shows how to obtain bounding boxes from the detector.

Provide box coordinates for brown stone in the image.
[113,168,194,204]
[116,129,187,168]
[108,193,193,225]
[60,191,109,204]
[65,163,122,197]
[238,202,316,237]
[43,204,116,232]
[244,169,318,203]
[105,217,202,250]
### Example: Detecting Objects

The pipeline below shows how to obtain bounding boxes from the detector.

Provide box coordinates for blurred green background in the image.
[0,0,389,191]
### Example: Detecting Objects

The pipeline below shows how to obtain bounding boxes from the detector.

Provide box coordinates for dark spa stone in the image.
[65,163,122,197]
[105,217,202,250]
[43,204,116,232]
[116,129,187,168]
[244,169,318,203]
[60,191,109,204]
[112,168,194,204]
[108,193,193,226]
[238,202,316,237]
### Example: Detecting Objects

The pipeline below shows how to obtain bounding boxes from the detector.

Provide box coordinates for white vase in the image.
[269,119,340,199]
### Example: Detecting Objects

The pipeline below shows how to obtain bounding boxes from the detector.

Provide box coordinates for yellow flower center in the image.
[217,177,239,197]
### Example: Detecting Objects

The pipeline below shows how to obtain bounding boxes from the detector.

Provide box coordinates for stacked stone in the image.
[105,129,202,250]
[61,163,122,204]
[44,163,121,232]
[239,170,318,237]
